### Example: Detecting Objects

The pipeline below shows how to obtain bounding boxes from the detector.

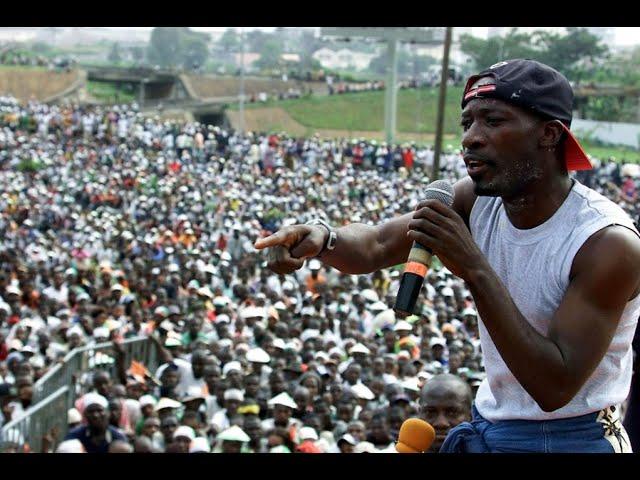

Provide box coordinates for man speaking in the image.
[255,59,640,453]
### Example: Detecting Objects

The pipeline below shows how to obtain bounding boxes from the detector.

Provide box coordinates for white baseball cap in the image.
[56,439,85,453]
[246,347,270,364]
[351,383,375,401]
[189,437,210,453]
[174,426,196,441]
[394,320,413,332]
[83,392,108,409]
[299,427,319,441]
[338,433,357,446]
[370,301,387,312]
[360,289,379,303]
[222,361,242,377]
[139,395,157,408]
[349,343,371,356]
[223,389,244,402]
[268,392,298,409]
[217,425,250,443]
[401,377,421,393]
[155,397,182,411]
[67,408,82,425]
[354,441,378,453]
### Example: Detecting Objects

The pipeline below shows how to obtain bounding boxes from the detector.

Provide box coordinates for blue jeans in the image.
[440,405,632,453]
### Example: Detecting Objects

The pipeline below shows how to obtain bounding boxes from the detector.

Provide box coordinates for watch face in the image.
[327,231,337,250]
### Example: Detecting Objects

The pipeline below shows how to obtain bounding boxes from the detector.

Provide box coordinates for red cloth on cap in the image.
[296,440,322,453]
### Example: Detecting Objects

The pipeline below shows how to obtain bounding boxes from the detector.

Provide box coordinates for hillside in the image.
[229,87,465,135]
[0,67,81,102]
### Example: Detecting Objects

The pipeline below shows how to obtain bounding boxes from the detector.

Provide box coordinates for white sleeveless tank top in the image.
[469,179,640,422]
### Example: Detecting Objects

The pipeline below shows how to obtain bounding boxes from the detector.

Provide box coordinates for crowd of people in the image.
[0,97,637,453]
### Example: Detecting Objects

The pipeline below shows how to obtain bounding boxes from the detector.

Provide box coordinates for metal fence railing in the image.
[33,336,158,405]
[0,386,69,453]
[1,336,159,452]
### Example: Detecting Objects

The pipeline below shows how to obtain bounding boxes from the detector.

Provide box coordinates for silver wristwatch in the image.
[306,218,337,254]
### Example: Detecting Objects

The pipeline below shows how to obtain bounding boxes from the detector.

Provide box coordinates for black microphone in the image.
[394,180,454,318]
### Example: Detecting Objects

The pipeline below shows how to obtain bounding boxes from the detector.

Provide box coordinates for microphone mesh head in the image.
[424,179,454,207]
[397,418,436,453]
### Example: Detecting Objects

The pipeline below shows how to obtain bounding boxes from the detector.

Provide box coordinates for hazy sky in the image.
[88,27,639,46]
[184,27,639,46]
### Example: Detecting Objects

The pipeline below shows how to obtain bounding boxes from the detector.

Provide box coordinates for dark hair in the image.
[266,426,296,452]
[298,372,322,390]
[181,409,204,424]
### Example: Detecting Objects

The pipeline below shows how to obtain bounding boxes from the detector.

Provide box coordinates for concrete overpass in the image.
[87,66,196,106]
[573,84,640,123]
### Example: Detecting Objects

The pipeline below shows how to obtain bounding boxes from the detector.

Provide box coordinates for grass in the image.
[229,87,640,163]
[230,87,465,135]
[0,65,49,72]
[578,140,640,164]
[86,80,136,104]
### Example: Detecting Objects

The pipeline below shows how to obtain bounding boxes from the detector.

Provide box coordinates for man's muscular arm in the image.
[255,177,476,275]
[412,197,640,412]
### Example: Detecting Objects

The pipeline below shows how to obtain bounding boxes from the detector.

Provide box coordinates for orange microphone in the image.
[395,418,436,453]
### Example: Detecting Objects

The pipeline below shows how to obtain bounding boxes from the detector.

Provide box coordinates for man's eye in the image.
[460,121,471,131]
[486,118,503,126]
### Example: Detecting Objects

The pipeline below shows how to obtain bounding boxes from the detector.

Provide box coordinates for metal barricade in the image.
[0,386,69,453]
[20,336,160,452]
[33,336,158,404]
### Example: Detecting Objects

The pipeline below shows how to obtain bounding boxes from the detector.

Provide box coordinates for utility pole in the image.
[239,28,246,135]
[384,38,398,144]
[432,26,453,181]
[321,28,443,144]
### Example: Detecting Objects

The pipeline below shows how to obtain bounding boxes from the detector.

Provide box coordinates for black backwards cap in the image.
[461,59,592,171]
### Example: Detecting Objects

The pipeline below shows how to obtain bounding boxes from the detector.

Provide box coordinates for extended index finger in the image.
[254,230,289,250]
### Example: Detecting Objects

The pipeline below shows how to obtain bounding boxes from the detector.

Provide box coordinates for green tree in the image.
[148,27,182,68]
[369,49,392,75]
[147,27,210,69]
[608,46,640,87]
[183,38,209,69]
[459,28,538,71]
[218,28,240,53]
[31,42,53,55]
[532,28,608,83]
[247,31,270,53]
[130,46,145,64]
[108,42,122,64]
[459,28,607,83]
[255,39,284,70]
[368,48,437,77]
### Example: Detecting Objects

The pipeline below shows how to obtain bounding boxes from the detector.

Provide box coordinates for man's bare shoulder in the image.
[571,224,640,300]
[453,176,477,227]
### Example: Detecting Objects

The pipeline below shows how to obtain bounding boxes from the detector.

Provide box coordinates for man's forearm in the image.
[465,264,572,411]
[317,213,413,275]
[317,223,381,275]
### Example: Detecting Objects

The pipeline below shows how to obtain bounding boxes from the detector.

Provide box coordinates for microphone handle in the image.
[394,242,432,318]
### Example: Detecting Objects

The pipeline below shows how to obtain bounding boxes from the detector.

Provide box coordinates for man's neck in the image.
[501,175,573,230]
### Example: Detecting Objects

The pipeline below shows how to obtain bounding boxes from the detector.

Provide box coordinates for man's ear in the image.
[539,120,565,150]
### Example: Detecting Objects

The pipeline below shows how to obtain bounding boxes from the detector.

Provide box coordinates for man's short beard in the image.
[472,156,545,199]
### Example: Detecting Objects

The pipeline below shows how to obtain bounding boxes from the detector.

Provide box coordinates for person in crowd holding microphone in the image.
[255,59,640,453]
